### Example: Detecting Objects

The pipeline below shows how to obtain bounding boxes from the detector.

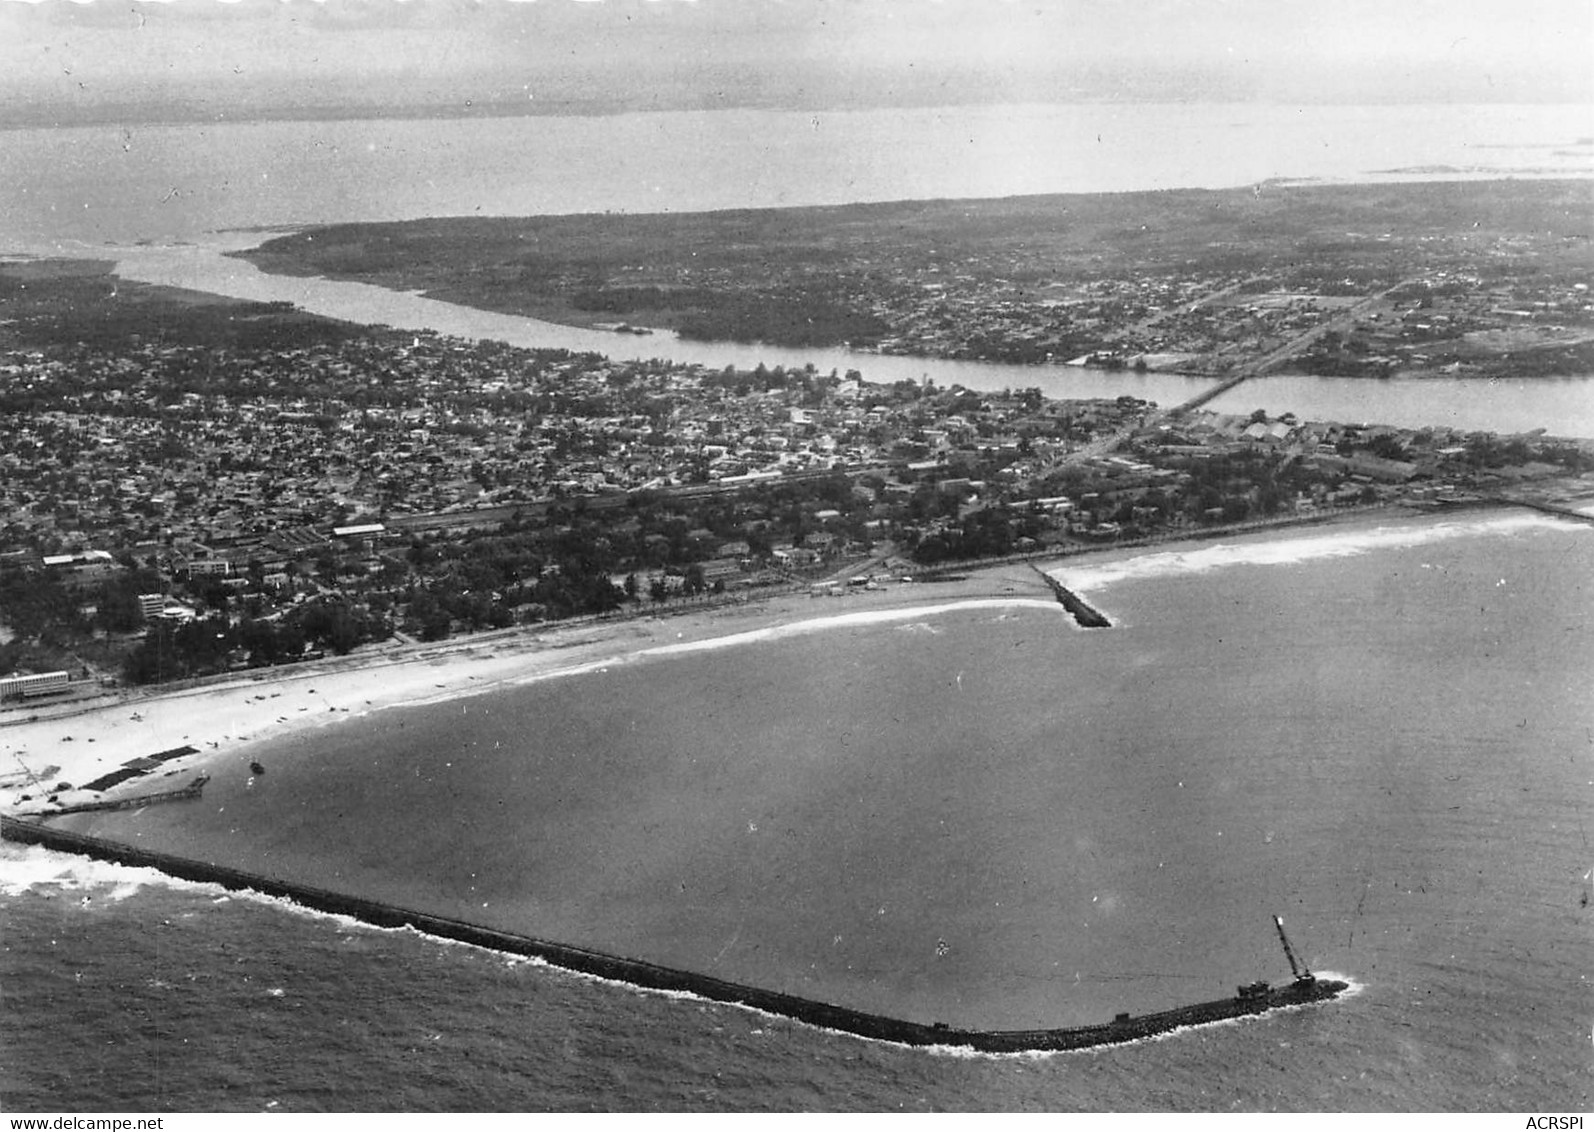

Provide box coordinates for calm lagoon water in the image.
[5,103,1590,250]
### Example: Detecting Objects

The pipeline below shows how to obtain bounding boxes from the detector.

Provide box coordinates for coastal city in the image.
[5,0,1594,1112]
[862,256,1594,378]
[2,257,1591,698]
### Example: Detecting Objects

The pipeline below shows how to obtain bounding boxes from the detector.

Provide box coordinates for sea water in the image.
[4,511,1589,1111]
[5,98,1593,1111]
[5,101,1592,434]
[4,103,1589,250]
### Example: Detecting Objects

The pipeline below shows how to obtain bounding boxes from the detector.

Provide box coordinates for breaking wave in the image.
[1049,512,1584,593]
[0,840,211,900]
[635,599,1064,659]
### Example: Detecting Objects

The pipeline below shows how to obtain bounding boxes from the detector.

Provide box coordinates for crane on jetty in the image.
[0,810,1357,1054]
[1274,914,1312,982]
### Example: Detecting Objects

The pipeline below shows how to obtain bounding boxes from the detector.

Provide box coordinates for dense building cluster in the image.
[2,252,1591,691]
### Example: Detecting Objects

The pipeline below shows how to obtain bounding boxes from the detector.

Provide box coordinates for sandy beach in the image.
[1,564,1048,814]
[6,500,1588,1047]
[0,503,1491,818]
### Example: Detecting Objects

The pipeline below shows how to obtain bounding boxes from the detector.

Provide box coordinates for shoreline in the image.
[4,500,1585,1048]
[0,503,1487,817]
[0,563,1049,815]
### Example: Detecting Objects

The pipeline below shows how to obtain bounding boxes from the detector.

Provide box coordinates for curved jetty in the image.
[0,816,1346,1051]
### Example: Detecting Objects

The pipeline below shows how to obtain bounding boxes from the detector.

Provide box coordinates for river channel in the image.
[109,236,1594,438]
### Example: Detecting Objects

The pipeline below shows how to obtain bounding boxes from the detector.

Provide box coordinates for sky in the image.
[1,0,1590,126]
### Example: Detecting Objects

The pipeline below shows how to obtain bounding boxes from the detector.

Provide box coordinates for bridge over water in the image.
[1044,277,1422,471]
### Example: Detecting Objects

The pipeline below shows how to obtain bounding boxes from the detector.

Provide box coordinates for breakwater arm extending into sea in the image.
[1028,564,1112,628]
[0,815,1346,1053]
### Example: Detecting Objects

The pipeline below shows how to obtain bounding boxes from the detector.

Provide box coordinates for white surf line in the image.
[0,840,219,899]
[3,828,1361,1058]
[634,598,1067,660]
[480,598,1068,691]
[379,599,1071,710]
[1050,511,1586,593]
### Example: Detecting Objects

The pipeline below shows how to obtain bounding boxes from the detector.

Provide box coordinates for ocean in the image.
[4,512,1591,1111]
[6,100,1588,436]
[4,102,1591,251]
[3,100,1593,1111]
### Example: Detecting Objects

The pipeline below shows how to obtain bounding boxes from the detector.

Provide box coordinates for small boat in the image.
[249,761,266,777]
